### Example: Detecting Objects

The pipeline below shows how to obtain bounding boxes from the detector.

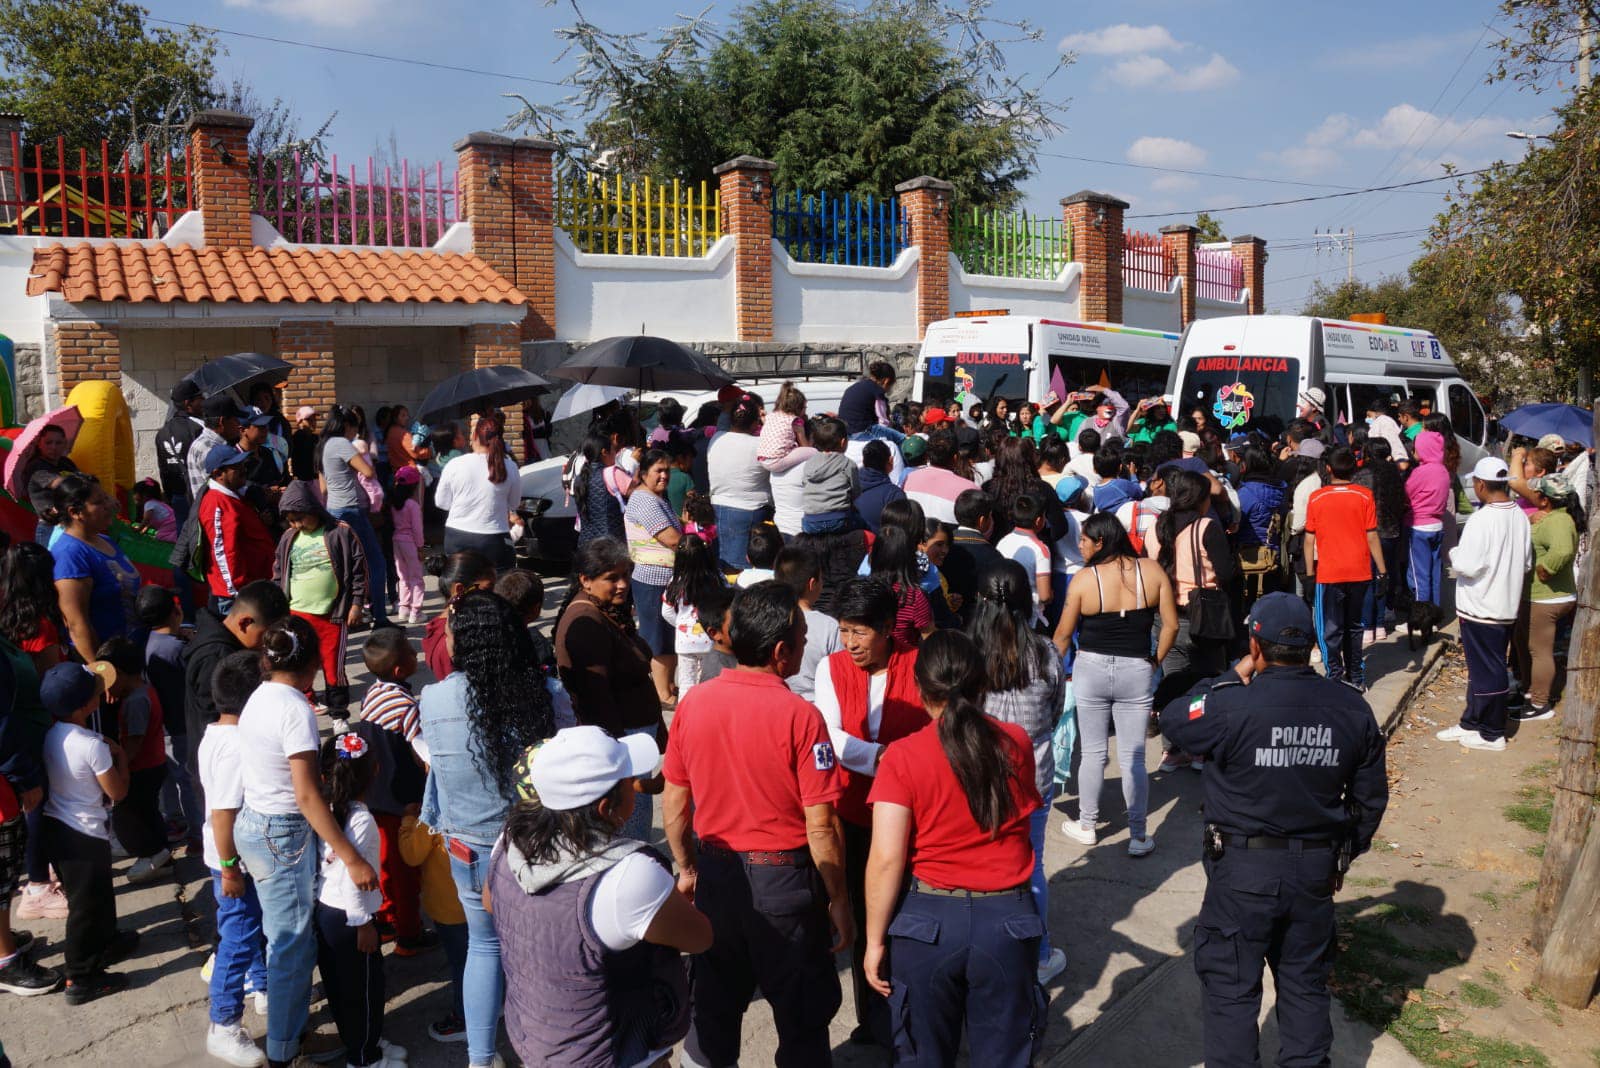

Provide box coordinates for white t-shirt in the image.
[319,802,382,926]
[735,567,774,588]
[42,721,114,839]
[237,681,321,815]
[812,666,887,775]
[844,437,906,485]
[1116,496,1169,547]
[707,432,771,510]
[997,528,1052,624]
[589,851,676,951]
[436,452,522,535]
[661,599,715,655]
[1067,452,1098,482]
[770,463,807,536]
[198,723,245,871]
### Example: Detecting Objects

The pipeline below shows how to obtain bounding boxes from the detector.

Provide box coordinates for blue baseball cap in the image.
[40,662,106,720]
[203,442,251,473]
[1248,592,1315,648]
[244,408,276,427]
[1054,474,1088,508]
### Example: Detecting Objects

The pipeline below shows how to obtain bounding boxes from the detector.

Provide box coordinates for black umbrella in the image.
[549,335,734,392]
[185,352,294,399]
[417,364,551,424]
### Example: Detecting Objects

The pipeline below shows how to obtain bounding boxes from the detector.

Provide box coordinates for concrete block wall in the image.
[121,326,276,474]
[333,325,465,422]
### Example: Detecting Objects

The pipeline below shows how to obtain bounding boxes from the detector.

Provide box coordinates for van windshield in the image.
[1175,355,1302,439]
[922,351,1026,409]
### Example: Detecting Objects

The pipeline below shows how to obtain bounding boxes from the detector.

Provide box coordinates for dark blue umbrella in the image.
[184,352,293,399]
[1499,403,1594,447]
[417,364,550,424]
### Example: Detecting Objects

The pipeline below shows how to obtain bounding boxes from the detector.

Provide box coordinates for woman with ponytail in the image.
[234,615,378,1066]
[862,629,1045,1066]
[435,414,523,572]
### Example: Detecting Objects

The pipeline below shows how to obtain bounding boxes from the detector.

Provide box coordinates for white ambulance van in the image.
[1166,315,1490,474]
[911,315,1180,412]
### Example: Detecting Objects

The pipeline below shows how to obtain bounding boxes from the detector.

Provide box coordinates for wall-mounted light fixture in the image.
[1094,203,1108,230]
[488,163,502,188]
[747,174,768,202]
[207,136,234,167]
[932,191,948,218]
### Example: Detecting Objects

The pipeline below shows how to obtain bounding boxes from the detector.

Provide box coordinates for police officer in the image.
[662,581,852,1067]
[1159,592,1388,1067]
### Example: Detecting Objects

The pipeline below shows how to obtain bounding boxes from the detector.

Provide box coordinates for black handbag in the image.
[1186,522,1236,641]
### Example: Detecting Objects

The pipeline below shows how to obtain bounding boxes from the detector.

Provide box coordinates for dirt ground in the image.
[1332,644,1600,1068]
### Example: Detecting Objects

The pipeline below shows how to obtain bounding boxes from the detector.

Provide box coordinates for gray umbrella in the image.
[548,335,734,392]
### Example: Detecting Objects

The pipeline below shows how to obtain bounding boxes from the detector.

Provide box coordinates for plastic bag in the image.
[1052,678,1077,785]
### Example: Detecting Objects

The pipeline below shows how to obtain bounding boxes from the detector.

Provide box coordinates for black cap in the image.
[203,394,248,421]
[1247,592,1315,648]
[172,379,202,404]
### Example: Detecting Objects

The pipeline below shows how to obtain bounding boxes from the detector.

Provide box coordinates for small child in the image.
[493,569,577,730]
[800,416,861,535]
[273,480,369,726]
[995,492,1052,625]
[132,479,178,541]
[757,382,815,473]
[694,586,739,689]
[387,467,425,624]
[397,803,468,1045]
[681,491,718,552]
[38,662,133,1005]
[315,731,402,1068]
[660,534,728,694]
[136,587,202,853]
[94,638,171,884]
[352,630,428,954]
[735,522,783,587]
[200,650,269,1067]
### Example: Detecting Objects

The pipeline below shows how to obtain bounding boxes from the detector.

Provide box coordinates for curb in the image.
[1380,630,1456,736]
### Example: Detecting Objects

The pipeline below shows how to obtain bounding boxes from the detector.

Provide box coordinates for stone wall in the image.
[14,341,41,420]
[121,327,276,475]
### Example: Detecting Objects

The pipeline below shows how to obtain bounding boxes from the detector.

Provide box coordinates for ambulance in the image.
[912,315,1181,412]
[1167,315,1490,473]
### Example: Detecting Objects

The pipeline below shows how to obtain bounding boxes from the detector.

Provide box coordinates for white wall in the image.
[0,235,52,346]
[554,230,737,343]
[1122,279,1181,333]
[1196,294,1249,320]
[947,256,1081,321]
[771,242,919,344]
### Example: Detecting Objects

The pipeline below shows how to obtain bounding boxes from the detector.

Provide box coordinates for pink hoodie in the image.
[1405,430,1452,526]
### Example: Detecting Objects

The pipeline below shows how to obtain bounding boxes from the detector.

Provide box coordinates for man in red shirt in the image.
[1304,446,1387,687]
[663,581,850,1068]
[197,444,276,614]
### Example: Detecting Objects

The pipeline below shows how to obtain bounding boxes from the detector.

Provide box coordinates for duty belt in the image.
[700,842,811,867]
[1221,834,1333,851]
[911,878,1030,898]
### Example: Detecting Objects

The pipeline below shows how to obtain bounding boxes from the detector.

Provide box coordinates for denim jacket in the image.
[418,673,510,848]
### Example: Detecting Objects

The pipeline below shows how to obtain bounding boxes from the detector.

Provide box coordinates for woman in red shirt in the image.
[863,630,1045,1067]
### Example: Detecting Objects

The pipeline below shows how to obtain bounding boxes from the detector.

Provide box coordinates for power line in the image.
[1124,169,1487,219]
[1273,246,1422,286]
[146,15,569,89]
[1032,149,1445,194]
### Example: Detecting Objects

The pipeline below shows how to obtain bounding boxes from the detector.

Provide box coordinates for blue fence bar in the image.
[772,187,909,267]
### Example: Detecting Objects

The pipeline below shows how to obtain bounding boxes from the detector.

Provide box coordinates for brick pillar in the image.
[1230,235,1268,315]
[512,138,556,341]
[51,321,120,401]
[1161,224,1198,328]
[277,321,336,414]
[713,155,777,342]
[895,176,954,339]
[186,109,255,248]
[1062,191,1129,324]
[467,321,525,456]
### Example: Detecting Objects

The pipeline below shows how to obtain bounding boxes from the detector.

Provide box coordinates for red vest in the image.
[826,645,926,825]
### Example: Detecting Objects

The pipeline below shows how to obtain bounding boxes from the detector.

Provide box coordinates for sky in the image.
[140,0,1565,315]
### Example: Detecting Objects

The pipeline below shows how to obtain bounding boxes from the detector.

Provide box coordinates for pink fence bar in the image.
[0,133,193,237]
[1196,247,1244,302]
[253,152,459,247]
[1121,230,1173,292]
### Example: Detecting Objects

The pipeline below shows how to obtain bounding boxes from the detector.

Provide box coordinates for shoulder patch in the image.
[1187,697,1207,721]
[813,742,837,771]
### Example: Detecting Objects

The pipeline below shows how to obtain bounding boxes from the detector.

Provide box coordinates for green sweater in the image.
[1530,509,1578,602]
[1127,417,1177,445]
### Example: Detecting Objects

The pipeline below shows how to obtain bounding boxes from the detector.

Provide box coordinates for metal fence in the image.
[253,153,460,248]
[0,134,193,237]
[1122,230,1174,292]
[771,188,908,267]
[1196,247,1244,301]
[950,206,1071,279]
[554,170,721,257]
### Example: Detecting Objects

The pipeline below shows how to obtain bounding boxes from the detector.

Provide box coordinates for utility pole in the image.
[1313,228,1355,284]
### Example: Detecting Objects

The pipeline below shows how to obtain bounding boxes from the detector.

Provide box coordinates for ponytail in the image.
[916,630,1016,835]
[476,415,508,484]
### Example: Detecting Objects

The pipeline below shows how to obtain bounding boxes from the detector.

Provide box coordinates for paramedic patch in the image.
[1255,725,1341,768]
[813,742,837,771]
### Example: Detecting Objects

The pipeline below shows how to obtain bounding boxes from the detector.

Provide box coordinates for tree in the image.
[0,0,216,152]
[1194,212,1225,243]
[507,0,1069,207]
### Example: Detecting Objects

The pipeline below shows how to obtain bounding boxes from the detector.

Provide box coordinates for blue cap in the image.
[244,408,275,427]
[203,442,251,473]
[1054,475,1088,507]
[40,662,104,720]
[1248,592,1315,648]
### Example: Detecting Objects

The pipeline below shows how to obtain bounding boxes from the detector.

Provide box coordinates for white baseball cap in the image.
[1178,430,1202,454]
[528,726,661,811]
[1472,456,1511,482]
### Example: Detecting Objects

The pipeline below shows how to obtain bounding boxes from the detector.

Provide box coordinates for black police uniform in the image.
[1160,662,1388,1067]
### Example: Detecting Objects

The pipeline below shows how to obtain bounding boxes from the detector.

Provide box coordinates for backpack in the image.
[1125,501,1146,557]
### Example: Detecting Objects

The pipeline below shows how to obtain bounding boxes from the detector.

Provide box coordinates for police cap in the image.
[1248,592,1315,648]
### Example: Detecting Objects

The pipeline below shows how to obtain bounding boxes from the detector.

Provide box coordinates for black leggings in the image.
[315,902,386,1066]
[442,527,515,572]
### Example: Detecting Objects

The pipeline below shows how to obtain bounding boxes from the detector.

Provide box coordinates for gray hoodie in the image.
[802,451,860,514]
[503,835,650,895]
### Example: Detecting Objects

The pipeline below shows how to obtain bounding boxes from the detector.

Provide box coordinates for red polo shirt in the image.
[663,668,843,852]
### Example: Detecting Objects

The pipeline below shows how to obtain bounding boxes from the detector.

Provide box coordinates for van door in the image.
[1445,379,1489,469]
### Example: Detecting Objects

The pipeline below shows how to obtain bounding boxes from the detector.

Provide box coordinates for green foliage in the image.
[1194,211,1226,243]
[512,0,1068,208]
[0,0,216,152]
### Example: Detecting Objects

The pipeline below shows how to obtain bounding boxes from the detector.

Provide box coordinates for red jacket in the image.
[199,482,275,598]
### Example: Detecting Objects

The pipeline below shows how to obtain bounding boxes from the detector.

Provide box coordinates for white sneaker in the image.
[1037,947,1067,985]
[250,989,268,1015]
[330,718,351,735]
[1061,820,1097,846]
[1128,835,1156,857]
[378,1039,407,1060]
[1435,725,1471,742]
[206,1022,266,1067]
[1460,733,1506,752]
[1362,629,1376,647]
[127,848,173,884]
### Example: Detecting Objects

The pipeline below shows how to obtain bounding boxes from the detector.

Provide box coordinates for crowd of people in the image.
[0,358,1588,1068]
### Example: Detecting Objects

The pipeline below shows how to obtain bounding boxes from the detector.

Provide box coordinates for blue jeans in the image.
[800,509,857,535]
[1028,785,1055,965]
[448,843,504,1066]
[712,504,769,570]
[209,869,268,1025]
[160,734,204,834]
[234,808,318,1062]
[1409,528,1444,607]
[438,920,468,1019]
[1362,536,1404,629]
[618,726,656,843]
[330,506,391,626]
